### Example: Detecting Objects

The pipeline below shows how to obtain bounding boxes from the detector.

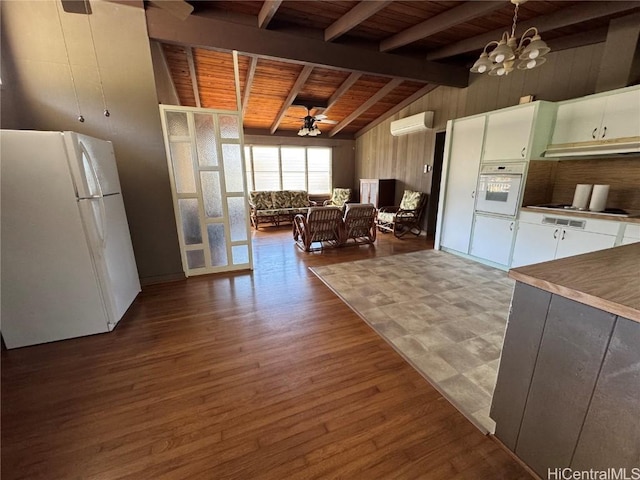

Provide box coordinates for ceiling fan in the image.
[291,106,338,137]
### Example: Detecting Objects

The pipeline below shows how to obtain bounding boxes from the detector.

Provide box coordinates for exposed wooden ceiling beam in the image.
[329,78,403,137]
[270,65,314,134]
[380,2,503,53]
[258,0,282,29]
[317,72,362,116]
[427,1,640,61]
[146,7,469,87]
[355,84,438,138]
[242,56,258,117]
[185,47,201,107]
[325,1,392,42]
[148,0,193,20]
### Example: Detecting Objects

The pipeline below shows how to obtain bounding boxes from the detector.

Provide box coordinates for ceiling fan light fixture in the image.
[470,0,549,77]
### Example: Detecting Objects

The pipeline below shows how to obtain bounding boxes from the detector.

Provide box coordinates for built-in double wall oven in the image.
[475,163,526,217]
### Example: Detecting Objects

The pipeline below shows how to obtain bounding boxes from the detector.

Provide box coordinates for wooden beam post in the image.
[242,56,258,117]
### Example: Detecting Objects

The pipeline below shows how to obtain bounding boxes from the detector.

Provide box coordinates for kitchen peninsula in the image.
[490,243,640,477]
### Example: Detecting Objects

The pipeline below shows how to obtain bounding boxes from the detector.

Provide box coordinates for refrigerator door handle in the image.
[80,142,108,248]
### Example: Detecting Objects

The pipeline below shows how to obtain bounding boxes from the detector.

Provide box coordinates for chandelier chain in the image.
[55,1,83,122]
[511,3,519,38]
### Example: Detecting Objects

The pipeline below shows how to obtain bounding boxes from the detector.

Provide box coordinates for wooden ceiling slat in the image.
[186,48,201,107]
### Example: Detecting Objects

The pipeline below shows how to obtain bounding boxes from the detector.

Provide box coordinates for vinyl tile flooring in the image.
[311,249,515,433]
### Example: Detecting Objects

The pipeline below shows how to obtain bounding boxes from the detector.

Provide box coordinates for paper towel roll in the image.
[589,185,610,212]
[572,184,593,210]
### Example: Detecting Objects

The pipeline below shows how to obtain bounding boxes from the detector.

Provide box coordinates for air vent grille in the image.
[541,216,585,229]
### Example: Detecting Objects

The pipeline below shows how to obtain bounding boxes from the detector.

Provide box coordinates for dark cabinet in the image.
[360,179,395,208]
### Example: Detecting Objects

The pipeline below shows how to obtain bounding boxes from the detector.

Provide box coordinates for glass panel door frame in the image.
[160,104,253,276]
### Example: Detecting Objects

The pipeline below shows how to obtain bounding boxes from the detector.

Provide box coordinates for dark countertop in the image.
[509,243,640,322]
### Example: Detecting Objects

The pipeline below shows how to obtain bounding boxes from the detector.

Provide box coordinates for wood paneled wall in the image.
[355,85,468,204]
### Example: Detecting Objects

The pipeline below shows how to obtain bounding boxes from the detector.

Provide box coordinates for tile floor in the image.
[311,249,515,433]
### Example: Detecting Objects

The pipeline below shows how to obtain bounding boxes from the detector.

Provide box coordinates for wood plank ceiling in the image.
[152,1,640,138]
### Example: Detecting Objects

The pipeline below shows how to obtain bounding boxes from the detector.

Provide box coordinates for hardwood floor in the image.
[1,227,532,479]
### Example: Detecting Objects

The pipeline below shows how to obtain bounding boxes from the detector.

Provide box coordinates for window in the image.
[244,145,332,194]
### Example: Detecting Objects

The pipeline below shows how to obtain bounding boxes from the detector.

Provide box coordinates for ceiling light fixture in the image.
[470,0,550,77]
[297,115,321,137]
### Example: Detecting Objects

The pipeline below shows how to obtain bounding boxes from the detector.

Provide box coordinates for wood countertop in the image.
[509,243,640,323]
[521,206,640,223]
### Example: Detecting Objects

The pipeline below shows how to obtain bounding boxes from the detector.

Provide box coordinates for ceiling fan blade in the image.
[314,114,328,120]
[317,119,338,124]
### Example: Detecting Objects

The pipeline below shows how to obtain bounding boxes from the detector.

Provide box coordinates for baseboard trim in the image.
[140,272,186,287]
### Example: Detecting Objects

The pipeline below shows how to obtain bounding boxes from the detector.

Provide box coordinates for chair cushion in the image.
[287,190,310,208]
[377,211,395,224]
[400,190,422,210]
[330,188,351,206]
[250,191,273,210]
[271,191,290,209]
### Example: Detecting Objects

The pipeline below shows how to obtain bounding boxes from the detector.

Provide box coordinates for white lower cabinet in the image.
[554,229,617,259]
[511,212,620,268]
[510,222,558,267]
[469,215,516,266]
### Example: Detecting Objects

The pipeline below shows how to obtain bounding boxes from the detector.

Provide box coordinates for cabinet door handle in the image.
[509,222,514,231]
[553,228,558,239]
[471,190,475,198]
[592,128,598,139]
[601,126,607,138]
[521,147,526,157]
[561,230,566,240]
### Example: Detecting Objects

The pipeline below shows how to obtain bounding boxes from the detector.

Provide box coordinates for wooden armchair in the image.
[340,203,377,246]
[323,188,352,208]
[292,207,344,252]
[376,190,428,238]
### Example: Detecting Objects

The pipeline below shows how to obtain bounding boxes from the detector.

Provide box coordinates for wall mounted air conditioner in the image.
[390,111,434,136]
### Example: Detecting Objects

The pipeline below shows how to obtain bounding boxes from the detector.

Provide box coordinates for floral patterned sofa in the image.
[248,190,316,229]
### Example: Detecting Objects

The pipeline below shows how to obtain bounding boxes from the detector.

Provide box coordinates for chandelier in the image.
[470,0,550,77]
[297,115,321,136]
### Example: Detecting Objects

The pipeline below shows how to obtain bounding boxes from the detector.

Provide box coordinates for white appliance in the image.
[1,130,141,349]
[475,163,526,217]
[390,111,434,136]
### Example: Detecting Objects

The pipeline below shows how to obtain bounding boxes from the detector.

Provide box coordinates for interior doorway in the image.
[426,131,447,235]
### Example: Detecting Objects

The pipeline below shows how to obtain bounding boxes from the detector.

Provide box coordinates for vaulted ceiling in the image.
[147,1,640,138]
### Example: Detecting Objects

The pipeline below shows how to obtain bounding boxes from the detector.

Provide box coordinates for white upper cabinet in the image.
[600,89,640,140]
[483,105,536,161]
[551,96,606,145]
[548,86,640,155]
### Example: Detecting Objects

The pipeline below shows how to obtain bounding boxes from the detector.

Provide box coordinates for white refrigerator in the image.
[1,130,141,349]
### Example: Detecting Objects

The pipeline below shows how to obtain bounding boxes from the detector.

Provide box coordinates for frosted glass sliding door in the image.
[160,106,252,276]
